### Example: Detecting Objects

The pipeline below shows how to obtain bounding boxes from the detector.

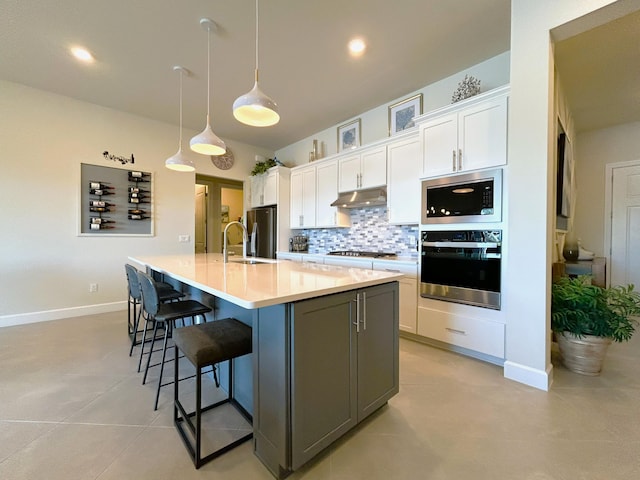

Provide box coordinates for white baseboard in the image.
[503,360,553,391]
[0,302,127,328]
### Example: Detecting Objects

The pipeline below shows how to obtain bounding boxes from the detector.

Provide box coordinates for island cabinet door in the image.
[290,290,357,470]
[356,282,399,421]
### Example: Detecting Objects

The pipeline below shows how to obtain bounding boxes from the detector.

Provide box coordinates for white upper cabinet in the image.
[316,160,350,228]
[417,86,509,178]
[338,145,386,192]
[250,168,276,207]
[290,165,316,228]
[250,166,289,208]
[386,133,421,224]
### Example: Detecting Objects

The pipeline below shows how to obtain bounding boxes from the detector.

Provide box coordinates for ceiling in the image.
[0,0,511,151]
[2,1,637,152]
[554,6,640,133]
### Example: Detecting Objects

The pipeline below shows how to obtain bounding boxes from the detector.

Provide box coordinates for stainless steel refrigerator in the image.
[245,206,277,259]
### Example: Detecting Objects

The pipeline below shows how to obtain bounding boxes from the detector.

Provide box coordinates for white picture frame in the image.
[337,118,361,152]
[388,93,423,136]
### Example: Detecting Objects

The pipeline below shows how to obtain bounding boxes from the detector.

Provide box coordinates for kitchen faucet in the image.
[223,221,249,263]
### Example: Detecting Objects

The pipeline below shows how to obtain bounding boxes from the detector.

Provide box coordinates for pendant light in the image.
[166,66,195,172]
[232,0,280,127]
[190,18,226,156]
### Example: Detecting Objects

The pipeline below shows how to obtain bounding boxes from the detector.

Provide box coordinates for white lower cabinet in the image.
[417,306,505,359]
[373,261,417,334]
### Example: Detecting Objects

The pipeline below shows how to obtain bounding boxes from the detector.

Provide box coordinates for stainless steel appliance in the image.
[420,230,502,309]
[291,235,308,252]
[421,168,502,224]
[245,206,277,259]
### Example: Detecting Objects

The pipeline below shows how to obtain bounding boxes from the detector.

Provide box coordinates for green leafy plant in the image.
[250,158,277,176]
[551,275,640,342]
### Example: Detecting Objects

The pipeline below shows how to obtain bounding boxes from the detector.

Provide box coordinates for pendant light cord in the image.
[178,70,183,149]
[255,0,259,82]
[207,24,211,123]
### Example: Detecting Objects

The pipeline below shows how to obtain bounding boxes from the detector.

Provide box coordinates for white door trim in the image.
[604,159,640,287]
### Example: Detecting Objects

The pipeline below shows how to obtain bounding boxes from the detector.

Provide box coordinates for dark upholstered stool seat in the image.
[173,318,252,469]
[173,319,252,368]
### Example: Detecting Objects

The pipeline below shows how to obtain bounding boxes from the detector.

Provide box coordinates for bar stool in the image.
[137,271,213,410]
[125,263,185,356]
[173,319,252,468]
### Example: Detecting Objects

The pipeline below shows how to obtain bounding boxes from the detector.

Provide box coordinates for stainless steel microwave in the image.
[421,168,502,224]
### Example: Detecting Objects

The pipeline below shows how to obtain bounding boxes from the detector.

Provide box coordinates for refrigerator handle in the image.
[250,222,257,256]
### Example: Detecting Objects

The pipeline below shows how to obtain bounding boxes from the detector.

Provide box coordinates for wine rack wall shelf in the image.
[79,163,153,236]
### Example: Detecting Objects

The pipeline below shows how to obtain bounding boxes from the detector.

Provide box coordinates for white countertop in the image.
[129,253,403,309]
[277,251,419,267]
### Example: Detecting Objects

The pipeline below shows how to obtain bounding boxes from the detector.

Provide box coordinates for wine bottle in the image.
[90,206,111,213]
[128,196,150,204]
[128,187,149,194]
[90,223,115,230]
[89,182,113,190]
[89,200,114,208]
[128,209,146,215]
[128,214,149,220]
[90,217,114,225]
[90,189,115,196]
[128,171,150,182]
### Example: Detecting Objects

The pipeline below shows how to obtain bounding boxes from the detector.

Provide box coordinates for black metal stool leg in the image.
[154,321,172,410]
[143,320,160,385]
[137,315,151,373]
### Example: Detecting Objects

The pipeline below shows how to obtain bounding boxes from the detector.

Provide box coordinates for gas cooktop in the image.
[327,251,397,258]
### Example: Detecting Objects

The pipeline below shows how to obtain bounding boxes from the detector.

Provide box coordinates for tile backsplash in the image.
[292,207,418,255]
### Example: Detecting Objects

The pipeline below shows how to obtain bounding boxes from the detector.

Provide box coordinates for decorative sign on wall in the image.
[80,163,153,236]
[102,150,135,165]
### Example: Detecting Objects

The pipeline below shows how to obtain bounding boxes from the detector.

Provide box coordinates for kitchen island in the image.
[129,254,401,478]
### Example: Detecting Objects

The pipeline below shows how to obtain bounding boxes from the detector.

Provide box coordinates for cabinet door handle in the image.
[458,149,463,170]
[445,327,467,336]
[362,291,367,331]
[452,150,456,172]
[353,297,360,333]
[299,215,303,227]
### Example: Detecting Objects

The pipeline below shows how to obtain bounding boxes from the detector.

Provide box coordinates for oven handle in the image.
[422,241,501,248]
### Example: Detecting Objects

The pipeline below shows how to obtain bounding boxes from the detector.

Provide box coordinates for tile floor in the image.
[0,311,639,479]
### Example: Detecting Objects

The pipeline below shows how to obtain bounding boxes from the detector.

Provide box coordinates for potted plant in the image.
[250,158,278,176]
[551,275,640,375]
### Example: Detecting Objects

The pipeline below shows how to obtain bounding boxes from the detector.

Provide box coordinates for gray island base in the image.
[130,254,400,478]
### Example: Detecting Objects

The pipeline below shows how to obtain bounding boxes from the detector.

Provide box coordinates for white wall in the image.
[504,0,624,390]
[0,80,272,325]
[275,52,511,166]
[574,121,640,256]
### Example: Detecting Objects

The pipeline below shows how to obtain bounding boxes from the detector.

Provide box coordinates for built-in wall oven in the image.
[420,230,502,310]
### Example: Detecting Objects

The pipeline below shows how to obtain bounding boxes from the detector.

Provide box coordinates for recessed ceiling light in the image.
[70,47,94,63]
[348,38,366,57]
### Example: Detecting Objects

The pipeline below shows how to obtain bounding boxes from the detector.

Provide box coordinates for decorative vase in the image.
[556,332,611,376]
[562,236,579,261]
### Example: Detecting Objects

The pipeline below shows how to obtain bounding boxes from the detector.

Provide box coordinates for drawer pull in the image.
[445,327,467,336]
[384,268,401,273]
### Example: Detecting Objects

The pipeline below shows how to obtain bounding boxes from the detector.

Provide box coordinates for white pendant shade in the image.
[233,79,280,127]
[166,66,195,172]
[166,146,195,172]
[233,0,279,127]
[190,18,226,156]
[190,115,226,155]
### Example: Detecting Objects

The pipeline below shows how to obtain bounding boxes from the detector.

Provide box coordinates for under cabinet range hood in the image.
[330,187,387,208]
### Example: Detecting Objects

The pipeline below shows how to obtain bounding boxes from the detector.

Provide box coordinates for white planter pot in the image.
[557,331,611,376]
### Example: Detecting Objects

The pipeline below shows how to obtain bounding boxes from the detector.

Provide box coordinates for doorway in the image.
[606,160,640,288]
[195,175,244,254]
